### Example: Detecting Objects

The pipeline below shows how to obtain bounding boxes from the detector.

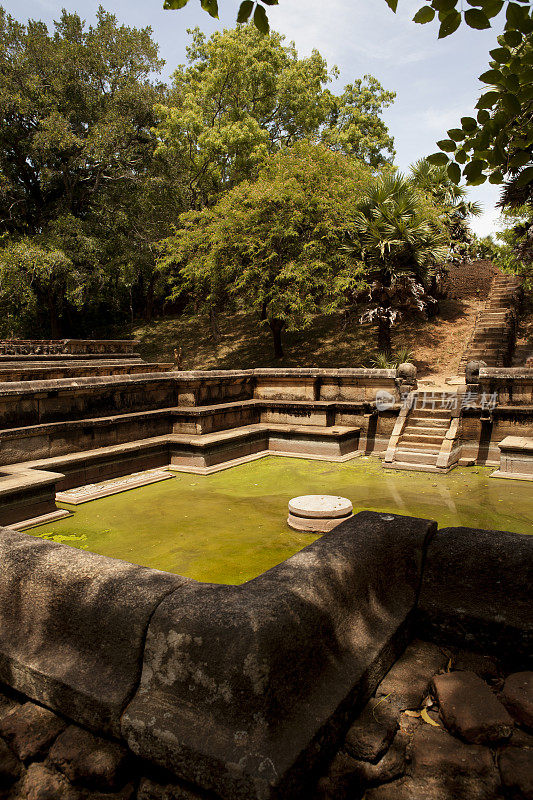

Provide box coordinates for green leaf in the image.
[437,139,457,152]
[506,1,527,27]
[461,116,478,131]
[463,159,484,179]
[489,47,510,63]
[413,5,436,22]
[384,0,399,11]
[434,0,458,10]
[455,149,468,164]
[237,0,254,22]
[261,0,279,5]
[509,150,532,168]
[516,166,533,187]
[483,0,504,18]
[200,0,219,17]
[464,8,491,28]
[479,69,503,84]
[475,91,500,109]
[477,109,491,123]
[427,152,449,166]
[503,29,522,46]
[439,10,461,37]
[469,174,488,185]
[501,92,521,115]
[253,3,269,33]
[163,0,190,7]
[447,162,461,183]
[488,169,504,183]
[447,128,465,141]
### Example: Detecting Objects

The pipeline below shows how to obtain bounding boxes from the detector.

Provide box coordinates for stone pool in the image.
[28,456,533,584]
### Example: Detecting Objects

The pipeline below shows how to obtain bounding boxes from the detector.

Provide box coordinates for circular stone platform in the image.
[288,495,353,533]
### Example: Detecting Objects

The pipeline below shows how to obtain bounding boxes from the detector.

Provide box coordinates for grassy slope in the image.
[124,297,482,380]
[117,261,499,381]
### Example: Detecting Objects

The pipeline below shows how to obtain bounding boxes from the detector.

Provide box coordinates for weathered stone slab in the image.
[49,725,129,790]
[343,697,398,761]
[21,762,82,800]
[375,639,448,712]
[0,528,185,735]
[417,526,533,661]
[0,736,22,785]
[433,671,513,744]
[136,777,206,799]
[122,511,436,800]
[503,672,533,730]
[499,746,533,800]
[365,725,500,800]
[0,702,66,761]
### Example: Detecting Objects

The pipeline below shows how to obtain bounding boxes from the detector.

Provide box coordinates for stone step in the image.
[384,460,450,473]
[409,407,452,419]
[404,417,450,436]
[394,449,439,465]
[400,433,445,446]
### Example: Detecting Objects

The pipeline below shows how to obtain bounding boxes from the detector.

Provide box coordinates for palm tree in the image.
[410,158,482,263]
[347,172,449,355]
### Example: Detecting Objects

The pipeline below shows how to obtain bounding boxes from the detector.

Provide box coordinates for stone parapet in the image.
[0,339,139,357]
[0,514,531,799]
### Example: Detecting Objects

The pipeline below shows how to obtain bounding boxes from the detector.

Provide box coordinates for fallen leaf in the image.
[404,710,421,717]
[421,707,441,727]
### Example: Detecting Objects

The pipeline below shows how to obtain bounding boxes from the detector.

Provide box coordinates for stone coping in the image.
[175,367,398,378]
[479,367,533,379]
[0,513,530,800]
[0,368,401,396]
[0,371,184,396]
[498,435,533,452]
[0,339,139,345]
[0,466,63,497]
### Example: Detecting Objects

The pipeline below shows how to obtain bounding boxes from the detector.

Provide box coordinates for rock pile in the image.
[313,641,533,800]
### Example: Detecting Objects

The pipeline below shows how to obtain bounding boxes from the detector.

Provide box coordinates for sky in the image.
[5,0,508,236]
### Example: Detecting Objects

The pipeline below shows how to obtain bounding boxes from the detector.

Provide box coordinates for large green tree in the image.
[345,173,449,354]
[153,25,395,209]
[165,0,532,194]
[158,142,373,358]
[0,6,180,334]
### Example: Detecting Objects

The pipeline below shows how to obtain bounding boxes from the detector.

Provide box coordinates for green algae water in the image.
[28,456,532,585]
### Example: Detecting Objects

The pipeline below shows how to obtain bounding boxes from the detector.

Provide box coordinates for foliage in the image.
[492,204,533,284]
[153,25,395,211]
[410,158,482,262]
[0,5,181,333]
[370,346,414,368]
[158,142,373,357]
[0,240,73,337]
[345,173,449,354]
[168,0,532,194]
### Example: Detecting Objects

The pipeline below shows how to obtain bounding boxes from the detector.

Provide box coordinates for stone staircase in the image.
[459,274,522,370]
[384,392,461,473]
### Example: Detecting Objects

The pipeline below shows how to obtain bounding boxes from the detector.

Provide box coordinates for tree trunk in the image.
[144,280,155,322]
[268,318,285,359]
[48,295,61,338]
[209,307,220,341]
[377,314,391,355]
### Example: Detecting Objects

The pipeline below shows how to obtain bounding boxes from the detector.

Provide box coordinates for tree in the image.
[0,240,74,337]
[153,25,395,210]
[490,204,533,282]
[158,142,373,358]
[345,173,449,355]
[0,6,180,333]
[164,0,532,193]
[410,158,482,262]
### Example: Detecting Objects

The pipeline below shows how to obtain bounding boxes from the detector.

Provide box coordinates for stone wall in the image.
[0,340,140,357]
[0,513,530,800]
